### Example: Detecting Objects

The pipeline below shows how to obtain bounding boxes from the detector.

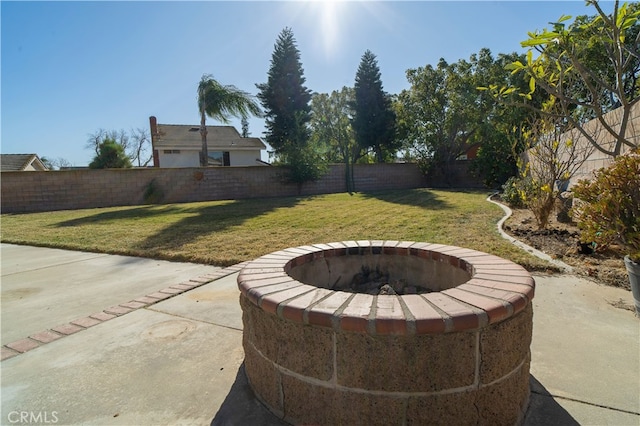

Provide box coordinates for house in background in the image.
[149,116,267,168]
[0,154,49,171]
[456,144,480,161]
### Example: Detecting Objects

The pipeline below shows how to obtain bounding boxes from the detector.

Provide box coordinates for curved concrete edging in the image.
[486,193,573,273]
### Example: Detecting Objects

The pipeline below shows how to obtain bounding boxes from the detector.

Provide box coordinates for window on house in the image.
[209,151,230,166]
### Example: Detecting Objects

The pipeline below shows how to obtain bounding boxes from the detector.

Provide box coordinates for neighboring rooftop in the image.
[153,124,266,151]
[0,154,48,171]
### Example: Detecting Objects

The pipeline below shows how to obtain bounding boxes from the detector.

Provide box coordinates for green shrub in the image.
[501,176,528,208]
[143,178,164,204]
[502,175,556,229]
[572,149,640,262]
[525,179,555,230]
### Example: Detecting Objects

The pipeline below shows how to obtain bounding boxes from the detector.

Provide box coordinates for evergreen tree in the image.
[241,117,250,137]
[88,138,132,169]
[352,50,398,163]
[257,28,323,183]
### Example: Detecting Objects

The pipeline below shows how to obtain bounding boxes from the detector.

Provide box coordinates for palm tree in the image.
[197,75,262,166]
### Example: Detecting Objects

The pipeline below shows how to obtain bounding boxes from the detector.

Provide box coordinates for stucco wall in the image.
[230,150,262,166]
[158,150,200,168]
[560,102,639,186]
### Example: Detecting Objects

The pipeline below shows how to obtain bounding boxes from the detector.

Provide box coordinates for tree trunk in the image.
[200,109,208,167]
[345,158,353,194]
[375,145,384,163]
[350,162,356,193]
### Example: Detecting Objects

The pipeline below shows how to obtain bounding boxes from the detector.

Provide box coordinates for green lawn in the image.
[0,188,552,270]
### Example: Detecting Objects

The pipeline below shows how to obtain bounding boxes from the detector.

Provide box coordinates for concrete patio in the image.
[1,243,638,425]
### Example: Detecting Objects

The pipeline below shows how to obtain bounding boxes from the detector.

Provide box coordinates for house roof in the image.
[0,154,48,171]
[153,124,266,151]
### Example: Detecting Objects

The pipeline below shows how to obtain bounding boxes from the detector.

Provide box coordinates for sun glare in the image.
[282,0,391,62]
[309,0,347,60]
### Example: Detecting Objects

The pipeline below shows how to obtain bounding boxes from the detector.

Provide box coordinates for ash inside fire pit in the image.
[339,265,423,295]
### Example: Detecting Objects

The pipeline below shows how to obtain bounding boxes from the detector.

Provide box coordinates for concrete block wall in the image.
[1,163,456,214]
[238,241,535,425]
[427,160,485,189]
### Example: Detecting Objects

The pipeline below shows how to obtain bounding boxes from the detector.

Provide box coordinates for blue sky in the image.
[2,1,604,166]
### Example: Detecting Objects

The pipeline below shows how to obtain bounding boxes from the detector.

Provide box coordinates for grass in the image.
[0,188,552,271]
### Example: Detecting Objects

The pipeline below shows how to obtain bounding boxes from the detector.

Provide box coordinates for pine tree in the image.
[88,138,132,169]
[241,117,250,137]
[257,28,324,183]
[257,27,312,155]
[352,50,397,163]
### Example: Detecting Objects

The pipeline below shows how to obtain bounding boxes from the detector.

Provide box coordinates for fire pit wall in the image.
[238,241,535,426]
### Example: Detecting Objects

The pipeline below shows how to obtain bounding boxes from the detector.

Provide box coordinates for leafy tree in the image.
[397,48,543,187]
[396,57,484,179]
[352,50,398,163]
[88,138,132,169]
[197,75,261,166]
[86,128,152,167]
[471,129,521,188]
[257,28,325,184]
[87,129,129,158]
[471,51,544,187]
[496,1,640,157]
[311,87,359,192]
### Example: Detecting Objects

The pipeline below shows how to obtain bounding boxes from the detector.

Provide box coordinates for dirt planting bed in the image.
[503,207,630,292]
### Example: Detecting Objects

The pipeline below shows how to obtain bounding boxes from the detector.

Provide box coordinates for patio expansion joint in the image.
[1,263,243,362]
[1,253,109,278]
[145,306,243,332]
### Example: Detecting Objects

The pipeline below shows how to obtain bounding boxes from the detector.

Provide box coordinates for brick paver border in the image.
[1,262,247,362]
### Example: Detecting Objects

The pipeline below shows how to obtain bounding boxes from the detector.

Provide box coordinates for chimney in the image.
[149,116,158,137]
[149,116,159,167]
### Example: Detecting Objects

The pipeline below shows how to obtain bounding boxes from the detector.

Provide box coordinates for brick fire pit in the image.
[238,241,535,425]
